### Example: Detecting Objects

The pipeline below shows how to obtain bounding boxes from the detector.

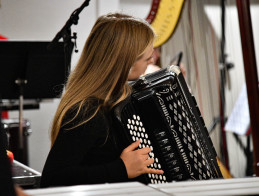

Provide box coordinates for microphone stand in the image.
[15,79,27,155]
[48,0,91,75]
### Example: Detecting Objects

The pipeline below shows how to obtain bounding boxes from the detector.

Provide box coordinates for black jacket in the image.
[40,104,147,187]
[0,115,16,196]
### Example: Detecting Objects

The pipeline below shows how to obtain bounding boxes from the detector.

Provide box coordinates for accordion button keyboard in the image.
[164,153,175,162]
[173,174,183,180]
[158,138,169,147]
[154,131,166,140]
[167,159,178,167]
[173,167,180,172]
[161,146,172,154]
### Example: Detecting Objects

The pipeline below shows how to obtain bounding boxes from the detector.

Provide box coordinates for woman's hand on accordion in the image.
[120,140,164,179]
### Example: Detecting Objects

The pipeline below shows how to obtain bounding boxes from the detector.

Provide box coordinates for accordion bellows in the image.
[114,65,222,183]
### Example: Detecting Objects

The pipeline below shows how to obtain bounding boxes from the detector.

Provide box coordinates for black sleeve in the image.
[0,121,16,196]
[40,111,128,187]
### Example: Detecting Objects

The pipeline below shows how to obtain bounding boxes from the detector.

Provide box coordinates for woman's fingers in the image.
[138,147,151,155]
[143,154,149,160]
[145,157,154,165]
[123,140,141,153]
[121,140,165,178]
[145,167,164,175]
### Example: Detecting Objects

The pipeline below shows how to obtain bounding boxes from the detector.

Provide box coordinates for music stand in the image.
[0,41,70,150]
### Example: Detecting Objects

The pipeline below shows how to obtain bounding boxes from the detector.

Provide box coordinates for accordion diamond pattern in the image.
[159,84,213,180]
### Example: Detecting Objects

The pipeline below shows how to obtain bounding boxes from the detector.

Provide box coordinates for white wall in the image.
[0,0,151,173]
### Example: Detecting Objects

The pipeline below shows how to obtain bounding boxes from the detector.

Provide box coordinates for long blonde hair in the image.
[50,13,155,146]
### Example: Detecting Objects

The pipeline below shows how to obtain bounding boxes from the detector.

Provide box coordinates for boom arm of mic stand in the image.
[47,0,91,51]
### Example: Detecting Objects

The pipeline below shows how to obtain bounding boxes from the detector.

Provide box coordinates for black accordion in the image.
[114,65,222,183]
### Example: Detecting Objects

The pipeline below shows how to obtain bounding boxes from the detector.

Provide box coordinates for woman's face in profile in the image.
[128,45,154,81]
